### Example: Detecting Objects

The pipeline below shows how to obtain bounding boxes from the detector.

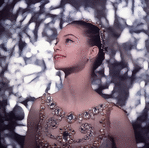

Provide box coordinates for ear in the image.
[87,46,99,60]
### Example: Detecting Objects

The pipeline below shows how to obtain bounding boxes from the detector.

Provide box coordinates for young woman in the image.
[24,20,137,148]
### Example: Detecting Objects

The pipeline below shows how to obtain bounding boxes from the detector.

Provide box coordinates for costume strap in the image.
[111,102,127,113]
[39,93,47,121]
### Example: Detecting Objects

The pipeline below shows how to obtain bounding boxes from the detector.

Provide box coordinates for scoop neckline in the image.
[46,92,110,116]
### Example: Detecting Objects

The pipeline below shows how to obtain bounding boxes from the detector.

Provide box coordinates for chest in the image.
[36,94,113,148]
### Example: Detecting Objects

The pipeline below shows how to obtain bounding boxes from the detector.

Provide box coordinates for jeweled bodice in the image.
[36,93,114,148]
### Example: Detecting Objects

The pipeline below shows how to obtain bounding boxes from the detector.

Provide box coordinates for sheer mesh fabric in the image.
[36,93,113,148]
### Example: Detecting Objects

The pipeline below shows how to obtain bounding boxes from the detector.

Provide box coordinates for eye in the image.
[65,38,74,44]
[54,40,58,45]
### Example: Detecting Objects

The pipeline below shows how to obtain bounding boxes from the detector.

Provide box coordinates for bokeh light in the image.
[0,0,149,147]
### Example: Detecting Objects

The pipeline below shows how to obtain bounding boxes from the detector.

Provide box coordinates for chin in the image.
[54,62,71,70]
[54,65,67,71]
[54,65,73,74]
[54,66,62,70]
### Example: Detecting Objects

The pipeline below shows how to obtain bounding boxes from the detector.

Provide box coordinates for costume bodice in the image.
[36,93,114,148]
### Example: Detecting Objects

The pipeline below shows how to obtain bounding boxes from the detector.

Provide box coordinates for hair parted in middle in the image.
[67,19,108,76]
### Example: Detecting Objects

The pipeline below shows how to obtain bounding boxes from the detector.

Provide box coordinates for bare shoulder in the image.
[31,96,42,111]
[110,105,128,123]
[24,96,43,148]
[109,105,137,148]
[109,105,131,135]
[27,96,42,128]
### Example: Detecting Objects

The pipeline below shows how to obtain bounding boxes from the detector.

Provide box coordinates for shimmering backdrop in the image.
[0,0,149,147]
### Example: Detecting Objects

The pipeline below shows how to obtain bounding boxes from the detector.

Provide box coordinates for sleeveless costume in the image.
[36,93,121,148]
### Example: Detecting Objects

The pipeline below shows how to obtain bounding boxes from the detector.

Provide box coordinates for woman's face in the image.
[53,24,90,73]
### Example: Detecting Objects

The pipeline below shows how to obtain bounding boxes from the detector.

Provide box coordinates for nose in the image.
[53,42,61,52]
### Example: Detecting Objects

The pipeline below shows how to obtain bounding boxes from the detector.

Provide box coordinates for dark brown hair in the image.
[67,20,106,76]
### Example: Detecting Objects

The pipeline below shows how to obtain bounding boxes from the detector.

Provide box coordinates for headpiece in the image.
[82,19,108,53]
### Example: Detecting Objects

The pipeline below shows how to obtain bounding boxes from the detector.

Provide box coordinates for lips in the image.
[53,54,66,60]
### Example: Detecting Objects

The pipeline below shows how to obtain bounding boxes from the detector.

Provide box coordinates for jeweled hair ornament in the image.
[82,19,108,53]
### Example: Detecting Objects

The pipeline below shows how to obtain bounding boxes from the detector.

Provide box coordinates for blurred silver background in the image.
[0,0,149,147]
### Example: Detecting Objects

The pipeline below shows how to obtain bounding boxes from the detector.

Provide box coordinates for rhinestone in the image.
[80,127,85,133]
[78,114,83,123]
[101,112,104,115]
[100,129,104,132]
[99,108,103,112]
[83,111,90,119]
[85,135,90,140]
[61,111,65,118]
[58,124,76,144]
[53,107,63,116]
[101,116,105,121]
[78,118,82,123]
[56,108,61,114]
[62,131,69,142]
[59,128,63,132]
[66,112,76,123]
[46,117,59,129]
[58,117,62,121]
[50,134,55,139]
[76,139,82,143]
[40,105,45,110]
[44,142,49,147]
[92,107,99,114]
[102,124,106,127]
[49,102,56,109]
[47,96,53,102]
[100,104,103,108]
[68,114,73,120]
[47,102,50,106]
[99,128,105,136]
[72,130,75,134]
[80,123,92,134]
[40,111,44,114]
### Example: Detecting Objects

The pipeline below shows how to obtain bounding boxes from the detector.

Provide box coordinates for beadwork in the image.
[82,19,108,53]
[57,124,75,145]
[66,112,77,124]
[36,93,114,148]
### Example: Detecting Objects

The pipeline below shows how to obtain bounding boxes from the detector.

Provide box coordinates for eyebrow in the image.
[64,34,78,39]
[55,34,78,41]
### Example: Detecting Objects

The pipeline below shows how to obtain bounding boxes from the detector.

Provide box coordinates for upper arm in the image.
[23,97,41,148]
[109,106,137,148]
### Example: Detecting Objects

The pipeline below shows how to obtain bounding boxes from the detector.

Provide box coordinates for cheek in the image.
[79,50,86,60]
[80,46,88,58]
[66,44,88,60]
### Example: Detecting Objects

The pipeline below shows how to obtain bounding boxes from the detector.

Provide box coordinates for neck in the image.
[60,70,94,105]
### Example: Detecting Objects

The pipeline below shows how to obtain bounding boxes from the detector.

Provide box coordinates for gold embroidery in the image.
[57,124,75,146]
[36,93,114,148]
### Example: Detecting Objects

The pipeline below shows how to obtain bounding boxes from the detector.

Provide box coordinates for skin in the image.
[24,24,137,148]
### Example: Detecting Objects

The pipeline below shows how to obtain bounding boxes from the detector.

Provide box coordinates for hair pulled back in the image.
[67,20,106,76]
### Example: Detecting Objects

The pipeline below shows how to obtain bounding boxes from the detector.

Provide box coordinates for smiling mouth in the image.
[54,55,66,60]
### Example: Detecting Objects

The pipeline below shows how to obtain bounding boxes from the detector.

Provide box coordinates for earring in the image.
[89,56,91,62]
